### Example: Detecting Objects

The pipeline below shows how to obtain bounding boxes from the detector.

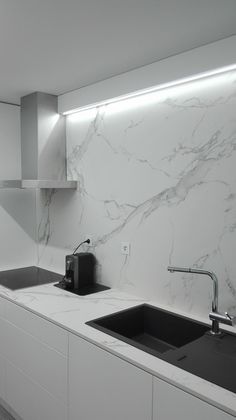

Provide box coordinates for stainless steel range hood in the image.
[0,92,77,189]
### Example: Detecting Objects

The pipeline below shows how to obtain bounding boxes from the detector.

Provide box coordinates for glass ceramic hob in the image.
[0,266,62,290]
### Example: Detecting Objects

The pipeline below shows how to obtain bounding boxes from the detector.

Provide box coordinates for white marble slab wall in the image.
[37,70,236,321]
[0,103,37,270]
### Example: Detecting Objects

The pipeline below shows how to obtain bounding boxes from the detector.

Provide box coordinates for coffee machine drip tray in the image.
[54,282,110,296]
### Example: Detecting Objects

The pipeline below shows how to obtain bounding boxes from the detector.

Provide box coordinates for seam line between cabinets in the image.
[152,375,154,420]
[67,331,70,420]
[2,317,66,357]
[5,357,67,408]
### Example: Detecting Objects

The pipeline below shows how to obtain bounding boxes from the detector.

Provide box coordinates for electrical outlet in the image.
[85,234,93,247]
[121,242,130,256]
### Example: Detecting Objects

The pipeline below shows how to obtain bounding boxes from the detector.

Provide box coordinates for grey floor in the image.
[0,405,15,420]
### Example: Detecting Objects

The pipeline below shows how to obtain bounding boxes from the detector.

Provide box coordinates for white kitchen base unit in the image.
[5,361,67,420]
[0,295,235,420]
[68,333,153,420]
[0,297,68,420]
[153,377,235,420]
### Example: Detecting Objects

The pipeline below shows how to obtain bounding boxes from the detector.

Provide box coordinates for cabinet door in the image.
[69,333,152,420]
[6,360,67,420]
[153,377,235,420]
[0,300,69,420]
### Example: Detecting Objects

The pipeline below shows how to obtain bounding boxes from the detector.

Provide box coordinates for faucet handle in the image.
[225,312,236,326]
[209,311,236,327]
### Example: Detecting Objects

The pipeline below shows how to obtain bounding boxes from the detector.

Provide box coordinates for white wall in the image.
[0,103,21,179]
[37,68,236,323]
[58,35,236,114]
[0,103,36,270]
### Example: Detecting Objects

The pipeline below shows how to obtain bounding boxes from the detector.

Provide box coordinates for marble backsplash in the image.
[37,70,236,321]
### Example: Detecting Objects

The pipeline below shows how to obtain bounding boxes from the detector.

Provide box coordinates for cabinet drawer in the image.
[69,333,152,420]
[5,299,67,355]
[153,377,235,420]
[0,317,67,403]
[6,361,67,420]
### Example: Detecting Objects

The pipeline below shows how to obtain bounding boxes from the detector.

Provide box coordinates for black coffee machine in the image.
[55,239,110,295]
[63,252,96,290]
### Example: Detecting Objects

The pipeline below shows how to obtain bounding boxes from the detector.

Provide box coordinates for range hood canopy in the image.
[0,92,77,189]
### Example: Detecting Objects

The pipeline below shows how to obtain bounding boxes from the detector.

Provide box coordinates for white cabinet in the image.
[153,377,235,420]
[68,333,152,420]
[0,299,68,420]
[6,361,67,420]
[0,294,235,420]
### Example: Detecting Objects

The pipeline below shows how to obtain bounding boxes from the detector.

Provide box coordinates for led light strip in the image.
[63,63,236,116]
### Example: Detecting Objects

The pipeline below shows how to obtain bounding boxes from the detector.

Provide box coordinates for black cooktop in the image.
[0,266,62,290]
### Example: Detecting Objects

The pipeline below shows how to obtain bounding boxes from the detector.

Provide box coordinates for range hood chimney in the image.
[0,92,77,189]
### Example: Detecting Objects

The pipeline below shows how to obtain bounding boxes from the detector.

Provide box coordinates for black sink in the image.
[87,304,236,394]
[87,304,209,355]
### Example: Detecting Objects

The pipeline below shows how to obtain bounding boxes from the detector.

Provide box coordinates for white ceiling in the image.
[1,0,236,105]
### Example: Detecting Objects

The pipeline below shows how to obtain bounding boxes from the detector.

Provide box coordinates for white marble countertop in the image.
[0,281,235,416]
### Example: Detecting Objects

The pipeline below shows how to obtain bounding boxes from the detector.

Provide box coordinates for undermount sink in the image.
[86,304,209,355]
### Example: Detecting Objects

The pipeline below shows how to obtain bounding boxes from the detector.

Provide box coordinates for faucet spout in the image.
[167,266,218,313]
[167,266,220,334]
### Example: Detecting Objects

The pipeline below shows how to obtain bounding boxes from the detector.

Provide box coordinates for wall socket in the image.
[85,234,93,247]
[121,242,130,256]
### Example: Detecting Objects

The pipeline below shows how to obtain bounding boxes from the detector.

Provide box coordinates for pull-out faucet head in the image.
[167,267,177,273]
[168,266,191,274]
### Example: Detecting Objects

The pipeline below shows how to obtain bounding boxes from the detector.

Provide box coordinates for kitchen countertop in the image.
[0,276,235,416]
